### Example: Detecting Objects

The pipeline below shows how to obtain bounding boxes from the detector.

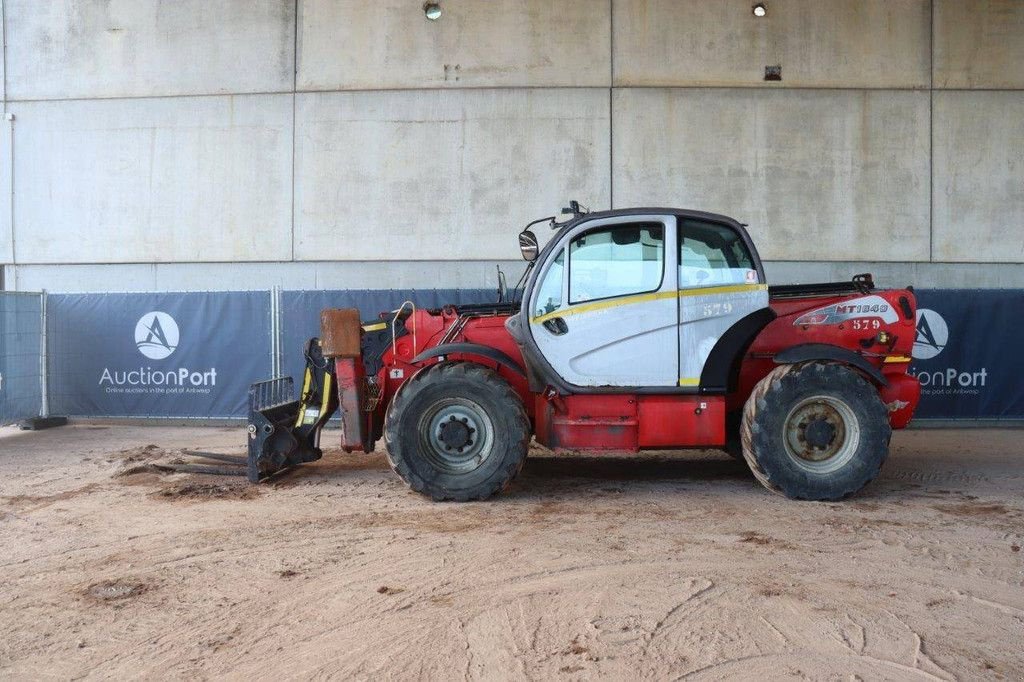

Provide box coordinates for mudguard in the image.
[411,342,526,377]
[773,343,888,387]
[700,308,777,393]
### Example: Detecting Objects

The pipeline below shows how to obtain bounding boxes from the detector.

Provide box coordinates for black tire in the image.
[740,362,891,501]
[383,362,529,502]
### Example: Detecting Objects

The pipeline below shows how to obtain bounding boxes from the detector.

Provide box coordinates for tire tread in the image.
[383,362,529,502]
[740,362,891,501]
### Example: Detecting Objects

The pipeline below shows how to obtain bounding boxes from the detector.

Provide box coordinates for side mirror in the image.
[519,230,539,261]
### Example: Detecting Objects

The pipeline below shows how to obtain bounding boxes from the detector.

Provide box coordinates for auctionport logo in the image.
[912,309,947,360]
[98,310,217,394]
[135,312,179,360]
[910,307,987,393]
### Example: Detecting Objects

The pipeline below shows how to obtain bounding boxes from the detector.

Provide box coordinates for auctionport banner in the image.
[47,292,271,418]
[909,289,1024,420]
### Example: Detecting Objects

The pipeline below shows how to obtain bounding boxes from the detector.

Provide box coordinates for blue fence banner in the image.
[909,289,1024,419]
[0,292,43,425]
[32,287,1023,421]
[47,292,272,418]
[278,289,494,387]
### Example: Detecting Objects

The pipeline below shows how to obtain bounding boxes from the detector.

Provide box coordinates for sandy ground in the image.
[0,425,1022,680]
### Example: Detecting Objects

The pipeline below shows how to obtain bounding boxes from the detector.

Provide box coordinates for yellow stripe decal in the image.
[320,373,332,416]
[362,322,387,332]
[531,284,768,325]
[294,367,314,427]
[883,355,913,364]
[678,378,700,386]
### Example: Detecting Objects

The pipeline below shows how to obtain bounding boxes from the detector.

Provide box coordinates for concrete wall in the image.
[612,89,931,262]
[613,0,931,88]
[5,1,295,99]
[14,96,293,264]
[1,0,1022,292]
[298,0,610,90]
[0,118,11,264]
[932,91,1024,263]
[293,89,609,261]
[933,0,1024,89]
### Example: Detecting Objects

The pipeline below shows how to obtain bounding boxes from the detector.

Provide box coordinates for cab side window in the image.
[568,223,664,304]
[533,249,564,317]
[679,219,756,288]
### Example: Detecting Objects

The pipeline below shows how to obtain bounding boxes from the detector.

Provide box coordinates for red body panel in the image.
[333,357,367,452]
[530,393,725,451]
[367,287,920,451]
[733,289,919,415]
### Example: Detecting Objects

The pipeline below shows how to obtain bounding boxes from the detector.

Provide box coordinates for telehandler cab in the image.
[245,203,921,501]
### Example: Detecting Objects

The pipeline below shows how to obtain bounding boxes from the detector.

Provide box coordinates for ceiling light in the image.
[752,3,767,17]
[424,3,442,20]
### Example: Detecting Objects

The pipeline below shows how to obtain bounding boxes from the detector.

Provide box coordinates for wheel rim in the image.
[782,395,861,474]
[418,397,495,474]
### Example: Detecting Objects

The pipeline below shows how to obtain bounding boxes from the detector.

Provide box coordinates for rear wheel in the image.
[384,362,529,501]
[740,362,890,500]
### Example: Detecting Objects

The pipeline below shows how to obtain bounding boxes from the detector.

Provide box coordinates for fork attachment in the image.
[246,338,337,482]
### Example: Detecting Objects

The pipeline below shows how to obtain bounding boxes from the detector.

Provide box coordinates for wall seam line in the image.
[2,0,12,289]
[1,0,6,106]
[290,0,298,263]
[608,0,614,209]
[929,0,935,263]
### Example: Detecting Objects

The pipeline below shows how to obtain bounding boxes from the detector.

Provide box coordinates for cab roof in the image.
[558,207,747,230]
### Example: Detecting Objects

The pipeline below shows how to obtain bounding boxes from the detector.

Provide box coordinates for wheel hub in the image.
[418,398,494,475]
[782,395,861,473]
[803,417,836,450]
[437,415,475,452]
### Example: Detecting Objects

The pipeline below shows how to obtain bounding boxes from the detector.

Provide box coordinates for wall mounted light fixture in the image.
[424,3,442,20]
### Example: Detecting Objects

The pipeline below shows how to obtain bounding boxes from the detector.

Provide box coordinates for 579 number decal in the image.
[701,302,733,317]
[851,318,881,331]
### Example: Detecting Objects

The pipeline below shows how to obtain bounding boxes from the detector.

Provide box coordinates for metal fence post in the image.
[271,286,281,377]
[39,290,48,418]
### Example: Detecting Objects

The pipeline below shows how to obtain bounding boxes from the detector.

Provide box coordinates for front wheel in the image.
[740,362,891,501]
[384,362,529,502]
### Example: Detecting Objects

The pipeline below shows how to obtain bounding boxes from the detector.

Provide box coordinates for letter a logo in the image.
[135,311,179,360]
[912,309,948,360]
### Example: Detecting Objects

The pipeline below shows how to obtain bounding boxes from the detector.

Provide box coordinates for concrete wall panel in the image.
[933,92,1024,263]
[294,89,610,261]
[0,119,11,264]
[298,0,610,90]
[10,260,531,293]
[765,261,1024,290]
[6,0,295,100]
[934,0,1024,89]
[1,9,5,102]
[13,95,293,264]
[613,0,930,88]
[612,88,930,262]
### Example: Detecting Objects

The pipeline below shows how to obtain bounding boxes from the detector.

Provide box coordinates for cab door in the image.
[528,215,678,387]
[677,218,769,387]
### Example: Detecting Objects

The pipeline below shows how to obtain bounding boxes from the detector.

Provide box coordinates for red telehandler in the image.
[244,204,920,501]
